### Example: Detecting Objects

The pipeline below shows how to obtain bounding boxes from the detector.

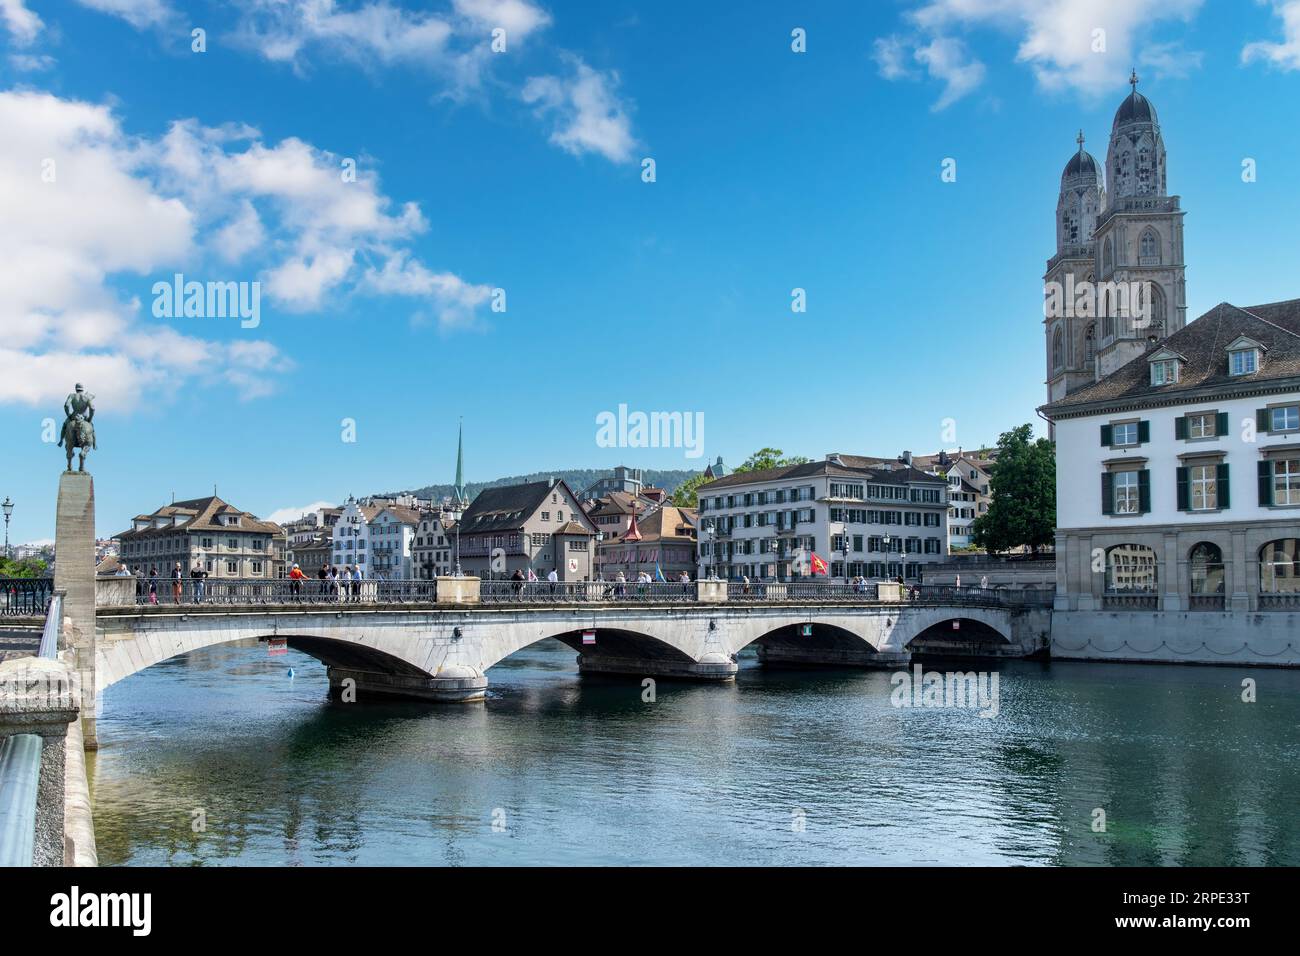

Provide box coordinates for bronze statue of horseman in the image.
[59,383,96,472]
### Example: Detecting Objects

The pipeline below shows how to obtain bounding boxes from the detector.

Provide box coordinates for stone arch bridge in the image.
[94,597,1050,703]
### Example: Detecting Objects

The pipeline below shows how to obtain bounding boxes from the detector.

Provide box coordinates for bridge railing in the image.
[727,581,879,602]
[480,580,696,604]
[909,585,1054,608]
[0,577,53,617]
[128,577,440,606]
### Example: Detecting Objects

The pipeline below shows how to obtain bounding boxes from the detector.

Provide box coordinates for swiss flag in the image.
[810,552,829,576]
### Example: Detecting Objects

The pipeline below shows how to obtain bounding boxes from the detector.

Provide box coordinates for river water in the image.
[89,640,1300,866]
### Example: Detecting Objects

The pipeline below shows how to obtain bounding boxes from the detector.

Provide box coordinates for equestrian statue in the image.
[59,383,96,472]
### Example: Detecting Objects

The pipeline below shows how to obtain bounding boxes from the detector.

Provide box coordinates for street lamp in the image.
[2,496,12,561]
[701,524,715,580]
[882,532,894,583]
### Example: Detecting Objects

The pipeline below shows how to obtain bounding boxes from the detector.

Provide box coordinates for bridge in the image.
[0,470,1050,867]
[90,577,1052,704]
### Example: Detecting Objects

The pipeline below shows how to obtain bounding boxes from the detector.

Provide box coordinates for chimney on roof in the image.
[549,476,557,488]
[901,451,912,467]
[827,453,842,465]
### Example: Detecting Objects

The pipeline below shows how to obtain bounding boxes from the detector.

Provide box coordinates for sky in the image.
[3,0,1300,542]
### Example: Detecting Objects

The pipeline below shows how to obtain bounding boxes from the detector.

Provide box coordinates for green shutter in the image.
[1100,424,1113,446]
[1257,409,1270,434]
[1138,469,1151,514]
[1176,466,1189,511]
[1259,460,1273,507]
[1101,473,1114,515]
[1174,416,1188,440]
[1217,463,1230,509]
[1216,412,1229,437]
[1138,420,1150,444]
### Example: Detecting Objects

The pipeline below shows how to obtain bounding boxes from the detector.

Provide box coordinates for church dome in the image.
[1062,148,1099,179]
[1113,72,1158,128]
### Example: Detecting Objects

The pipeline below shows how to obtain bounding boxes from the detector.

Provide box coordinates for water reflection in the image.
[90,639,1300,866]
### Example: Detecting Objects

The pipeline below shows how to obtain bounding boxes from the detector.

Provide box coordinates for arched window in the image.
[1052,326,1064,370]
[1259,539,1300,594]
[1189,542,1224,595]
[1139,228,1160,263]
[1147,283,1167,336]
[1084,323,1096,363]
[1105,544,1158,593]
[1102,237,1114,275]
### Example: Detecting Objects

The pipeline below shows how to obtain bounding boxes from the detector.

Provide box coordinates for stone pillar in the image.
[1053,531,1071,611]
[53,473,97,749]
[436,576,480,605]
[1230,529,1249,612]
[696,579,728,603]
[1161,531,1182,611]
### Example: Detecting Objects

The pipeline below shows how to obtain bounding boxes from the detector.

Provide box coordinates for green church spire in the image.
[454,418,466,505]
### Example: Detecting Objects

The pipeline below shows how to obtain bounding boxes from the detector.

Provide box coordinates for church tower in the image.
[1090,70,1187,379]
[1045,72,1187,401]
[1045,130,1105,404]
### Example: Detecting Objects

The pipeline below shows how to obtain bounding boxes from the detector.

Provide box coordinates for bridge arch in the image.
[905,615,1014,657]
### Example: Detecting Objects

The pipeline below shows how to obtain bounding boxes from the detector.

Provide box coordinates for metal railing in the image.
[480,580,696,604]
[1102,593,1159,610]
[1257,592,1300,610]
[130,577,439,607]
[116,577,1055,610]
[0,577,53,617]
[1188,594,1226,611]
[727,581,878,602]
[0,592,62,867]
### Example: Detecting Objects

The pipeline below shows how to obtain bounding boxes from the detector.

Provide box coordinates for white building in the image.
[696,454,949,582]
[330,497,379,574]
[369,505,421,579]
[412,512,458,579]
[1042,297,1300,662]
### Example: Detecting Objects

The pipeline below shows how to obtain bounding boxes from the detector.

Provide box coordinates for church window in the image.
[1139,229,1160,264]
[1084,324,1096,363]
[1052,327,1065,370]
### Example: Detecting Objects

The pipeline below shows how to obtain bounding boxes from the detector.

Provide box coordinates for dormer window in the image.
[1147,346,1185,387]
[1229,349,1258,376]
[1151,360,1179,386]
[1226,335,1265,376]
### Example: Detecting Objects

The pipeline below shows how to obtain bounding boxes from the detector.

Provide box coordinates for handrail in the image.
[0,735,43,868]
[39,592,63,659]
[0,591,61,867]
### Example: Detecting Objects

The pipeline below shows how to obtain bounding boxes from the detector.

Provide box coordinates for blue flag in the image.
[655,562,666,582]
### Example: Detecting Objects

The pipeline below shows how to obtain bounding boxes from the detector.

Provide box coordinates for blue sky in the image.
[3,0,1300,541]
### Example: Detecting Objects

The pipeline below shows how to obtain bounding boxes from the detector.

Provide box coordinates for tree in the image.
[0,557,48,578]
[970,424,1055,554]
[670,471,710,508]
[734,448,810,473]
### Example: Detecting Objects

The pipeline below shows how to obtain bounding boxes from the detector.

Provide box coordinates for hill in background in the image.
[378,467,700,504]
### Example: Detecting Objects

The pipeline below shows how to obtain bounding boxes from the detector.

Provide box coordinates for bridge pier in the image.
[755,645,910,669]
[576,652,738,682]
[326,665,488,703]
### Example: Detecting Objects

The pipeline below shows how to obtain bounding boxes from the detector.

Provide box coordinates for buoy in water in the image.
[287,667,295,679]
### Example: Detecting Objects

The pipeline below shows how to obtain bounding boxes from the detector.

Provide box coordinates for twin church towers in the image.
[1044,71,1188,403]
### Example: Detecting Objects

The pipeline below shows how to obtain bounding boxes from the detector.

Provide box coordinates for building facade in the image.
[596,505,698,580]
[696,454,949,582]
[457,479,597,580]
[115,496,283,578]
[1043,298,1300,620]
[412,513,458,579]
[330,497,379,574]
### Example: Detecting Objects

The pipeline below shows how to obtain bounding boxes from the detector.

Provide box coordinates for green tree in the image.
[670,471,711,508]
[0,557,48,578]
[734,448,810,473]
[970,424,1055,554]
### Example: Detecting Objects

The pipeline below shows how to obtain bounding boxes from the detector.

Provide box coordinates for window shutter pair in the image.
[1259,460,1273,506]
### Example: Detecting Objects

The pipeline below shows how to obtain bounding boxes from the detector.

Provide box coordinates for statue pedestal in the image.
[54,472,97,749]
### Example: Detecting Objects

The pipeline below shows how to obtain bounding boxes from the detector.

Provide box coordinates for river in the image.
[88,640,1300,866]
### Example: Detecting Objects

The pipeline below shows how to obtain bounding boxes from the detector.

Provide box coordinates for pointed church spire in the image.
[453,418,466,505]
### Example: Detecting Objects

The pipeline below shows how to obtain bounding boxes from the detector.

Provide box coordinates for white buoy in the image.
[287,667,295,679]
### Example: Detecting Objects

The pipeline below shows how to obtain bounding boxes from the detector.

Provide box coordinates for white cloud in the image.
[1243,1,1300,70]
[914,36,986,110]
[73,0,173,29]
[0,0,41,45]
[873,36,915,80]
[1138,40,1203,80]
[8,52,54,71]
[0,89,489,410]
[364,252,492,329]
[522,59,636,162]
[877,0,1203,104]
